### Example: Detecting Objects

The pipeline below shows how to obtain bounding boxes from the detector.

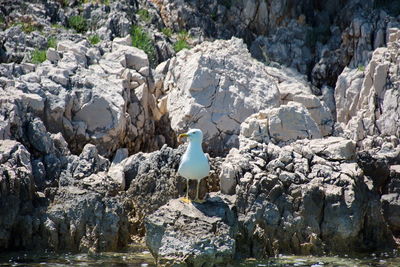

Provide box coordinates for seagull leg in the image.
[180,178,191,203]
[194,179,205,203]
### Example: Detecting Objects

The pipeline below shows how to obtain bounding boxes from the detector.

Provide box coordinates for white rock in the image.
[111,43,149,71]
[165,37,281,154]
[46,48,60,63]
[335,30,400,141]
[308,137,356,161]
[241,102,322,146]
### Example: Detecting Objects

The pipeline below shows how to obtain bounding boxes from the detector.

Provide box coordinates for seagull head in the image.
[178,129,203,143]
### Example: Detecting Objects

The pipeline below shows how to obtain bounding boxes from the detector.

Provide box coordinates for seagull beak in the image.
[177,133,189,143]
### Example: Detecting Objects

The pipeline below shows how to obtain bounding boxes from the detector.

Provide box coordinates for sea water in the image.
[1,245,400,266]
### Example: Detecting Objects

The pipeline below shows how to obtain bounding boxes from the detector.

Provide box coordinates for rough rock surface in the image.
[335,28,400,142]
[163,37,280,155]
[0,140,34,249]
[240,102,322,145]
[1,0,400,262]
[122,144,222,236]
[0,35,165,157]
[145,124,398,263]
[221,128,395,257]
[0,137,129,251]
[145,194,237,266]
[159,37,333,155]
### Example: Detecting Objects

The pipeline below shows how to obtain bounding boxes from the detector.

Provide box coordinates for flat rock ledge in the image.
[145,193,237,266]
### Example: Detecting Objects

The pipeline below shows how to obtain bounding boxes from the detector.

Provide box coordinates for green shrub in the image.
[161,27,172,38]
[131,25,157,66]
[357,65,365,72]
[173,30,190,52]
[47,37,57,49]
[173,39,189,52]
[137,9,152,23]
[68,15,88,33]
[31,49,47,64]
[88,34,101,45]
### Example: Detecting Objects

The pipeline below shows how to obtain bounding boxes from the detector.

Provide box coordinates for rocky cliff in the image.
[1,0,400,265]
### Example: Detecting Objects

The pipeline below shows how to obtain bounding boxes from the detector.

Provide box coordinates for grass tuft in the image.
[173,30,190,53]
[161,27,172,38]
[88,34,101,45]
[48,37,57,49]
[137,9,152,23]
[68,15,88,33]
[131,25,157,66]
[31,49,47,64]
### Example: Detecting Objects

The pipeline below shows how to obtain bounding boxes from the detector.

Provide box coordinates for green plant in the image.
[47,37,57,49]
[357,65,365,72]
[173,30,190,52]
[173,39,189,52]
[0,15,5,25]
[137,9,152,23]
[68,15,88,33]
[161,27,172,38]
[31,49,47,64]
[88,34,101,45]
[131,25,157,66]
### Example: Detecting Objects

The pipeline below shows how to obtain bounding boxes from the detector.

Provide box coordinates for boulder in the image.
[145,194,237,266]
[164,37,281,155]
[240,102,322,145]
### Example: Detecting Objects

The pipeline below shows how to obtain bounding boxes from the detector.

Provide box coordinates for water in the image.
[0,244,156,267]
[1,247,400,267]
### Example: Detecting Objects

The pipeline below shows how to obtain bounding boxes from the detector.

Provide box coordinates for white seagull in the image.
[177,129,210,203]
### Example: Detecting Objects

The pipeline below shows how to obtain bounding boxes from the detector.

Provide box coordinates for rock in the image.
[27,118,54,154]
[335,28,400,142]
[240,102,322,145]
[1,36,161,157]
[110,42,149,71]
[43,187,129,252]
[219,125,395,257]
[0,140,34,249]
[381,193,400,233]
[165,37,281,155]
[308,137,356,161]
[46,48,60,63]
[112,144,222,236]
[250,20,313,75]
[145,193,237,266]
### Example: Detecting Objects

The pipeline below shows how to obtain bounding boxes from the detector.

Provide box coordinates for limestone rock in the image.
[1,36,160,157]
[145,194,237,266]
[219,127,395,256]
[165,37,281,155]
[0,140,34,249]
[240,102,322,146]
[335,28,400,142]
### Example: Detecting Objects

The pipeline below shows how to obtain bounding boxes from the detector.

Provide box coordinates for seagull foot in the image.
[193,198,205,203]
[180,197,192,203]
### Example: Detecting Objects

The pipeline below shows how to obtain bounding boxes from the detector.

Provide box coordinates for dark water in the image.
[1,246,400,267]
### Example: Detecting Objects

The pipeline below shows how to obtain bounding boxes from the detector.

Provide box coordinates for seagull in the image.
[177,129,210,203]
